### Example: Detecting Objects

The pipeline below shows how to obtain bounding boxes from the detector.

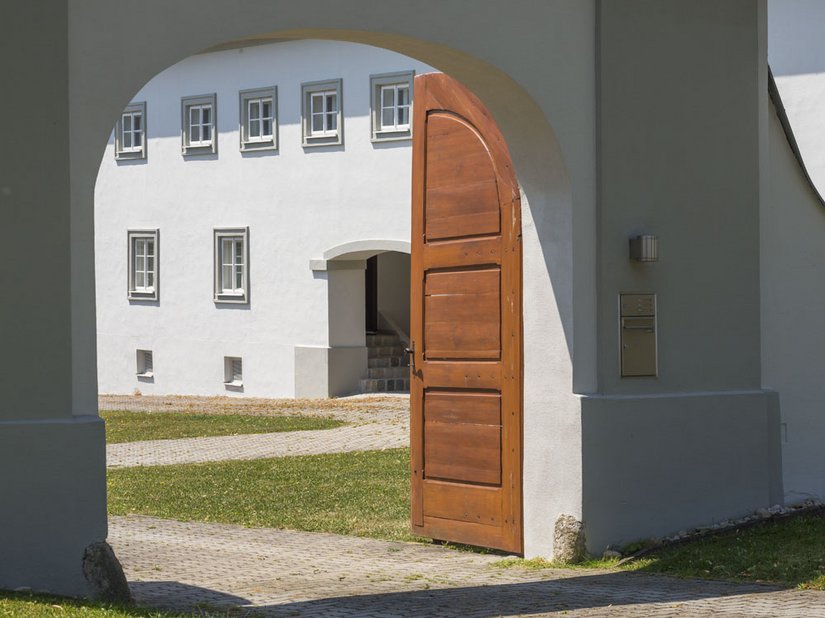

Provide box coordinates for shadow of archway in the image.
[128,571,791,617]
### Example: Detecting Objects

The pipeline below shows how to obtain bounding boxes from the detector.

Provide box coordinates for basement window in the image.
[136,349,153,378]
[224,357,243,387]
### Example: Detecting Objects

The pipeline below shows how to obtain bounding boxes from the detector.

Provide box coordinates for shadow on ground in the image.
[129,571,789,617]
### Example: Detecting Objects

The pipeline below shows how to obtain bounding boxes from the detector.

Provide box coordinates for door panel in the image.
[422,481,503,526]
[424,114,500,241]
[424,269,501,360]
[410,73,523,554]
[424,391,502,485]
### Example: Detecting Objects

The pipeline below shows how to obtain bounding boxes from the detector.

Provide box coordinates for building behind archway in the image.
[95,40,429,397]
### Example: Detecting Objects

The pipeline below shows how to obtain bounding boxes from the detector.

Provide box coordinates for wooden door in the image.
[410,73,523,554]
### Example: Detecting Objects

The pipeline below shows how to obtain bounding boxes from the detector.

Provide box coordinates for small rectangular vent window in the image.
[137,349,153,377]
[224,356,243,387]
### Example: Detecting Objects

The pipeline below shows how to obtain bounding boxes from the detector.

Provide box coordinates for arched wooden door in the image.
[410,73,523,554]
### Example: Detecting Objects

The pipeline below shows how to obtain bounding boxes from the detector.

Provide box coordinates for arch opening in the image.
[76,7,581,583]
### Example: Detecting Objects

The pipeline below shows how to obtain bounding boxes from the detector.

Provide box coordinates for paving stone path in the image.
[105,395,825,615]
[107,422,408,468]
[104,394,409,468]
[110,515,825,617]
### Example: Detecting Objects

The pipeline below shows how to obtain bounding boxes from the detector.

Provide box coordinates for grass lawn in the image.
[103,410,345,443]
[108,448,420,542]
[0,591,182,617]
[496,514,825,590]
[626,514,825,589]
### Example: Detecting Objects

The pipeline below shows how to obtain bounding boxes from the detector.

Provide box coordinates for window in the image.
[181,94,217,155]
[301,79,343,147]
[115,102,147,160]
[136,350,153,378]
[127,230,159,301]
[239,87,277,151]
[310,91,338,136]
[370,71,414,141]
[380,84,410,130]
[213,227,249,303]
[224,356,243,387]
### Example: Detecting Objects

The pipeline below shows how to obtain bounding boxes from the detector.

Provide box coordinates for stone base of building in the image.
[294,346,369,398]
[0,415,108,597]
[579,390,783,553]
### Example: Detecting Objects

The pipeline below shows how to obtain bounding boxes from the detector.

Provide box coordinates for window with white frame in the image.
[301,79,343,146]
[214,227,249,303]
[370,71,414,141]
[136,349,153,378]
[239,87,277,151]
[181,93,217,155]
[115,102,147,160]
[127,229,159,301]
[224,356,243,387]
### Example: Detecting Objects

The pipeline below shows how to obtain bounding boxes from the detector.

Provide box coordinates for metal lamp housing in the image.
[629,235,658,262]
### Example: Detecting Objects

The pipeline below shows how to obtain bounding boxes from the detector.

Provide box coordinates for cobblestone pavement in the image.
[107,421,408,468]
[110,515,825,617]
[105,394,409,468]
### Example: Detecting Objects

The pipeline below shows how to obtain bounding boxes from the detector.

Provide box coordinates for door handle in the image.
[405,341,415,374]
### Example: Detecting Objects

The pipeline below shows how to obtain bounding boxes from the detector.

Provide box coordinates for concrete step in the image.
[368,366,410,379]
[368,356,408,369]
[366,333,401,347]
[367,345,406,359]
[359,378,410,393]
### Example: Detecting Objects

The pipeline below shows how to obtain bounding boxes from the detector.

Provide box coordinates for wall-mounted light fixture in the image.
[629,235,658,262]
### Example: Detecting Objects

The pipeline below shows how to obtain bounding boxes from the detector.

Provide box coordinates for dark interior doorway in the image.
[365,255,378,333]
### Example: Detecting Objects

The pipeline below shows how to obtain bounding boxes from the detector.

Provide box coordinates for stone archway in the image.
[4,1,587,597]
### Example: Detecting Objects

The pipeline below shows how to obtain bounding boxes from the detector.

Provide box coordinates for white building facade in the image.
[762,0,825,510]
[95,40,435,398]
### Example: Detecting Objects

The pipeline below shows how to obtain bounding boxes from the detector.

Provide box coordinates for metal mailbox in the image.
[620,293,657,377]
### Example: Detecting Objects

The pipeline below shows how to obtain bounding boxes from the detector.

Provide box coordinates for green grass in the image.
[108,448,421,542]
[0,591,183,617]
[626,515,825,589]
[495,515,825,590]
[102,410,345,443]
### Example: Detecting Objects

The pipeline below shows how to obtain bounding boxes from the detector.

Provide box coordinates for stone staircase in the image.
[359,332,410,393]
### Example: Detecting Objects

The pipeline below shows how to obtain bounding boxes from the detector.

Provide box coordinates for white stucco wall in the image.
[95,40,435,397]
[769,0,825,198]
[762,105,825,504]
[764,0,825,506]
